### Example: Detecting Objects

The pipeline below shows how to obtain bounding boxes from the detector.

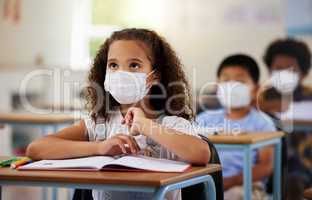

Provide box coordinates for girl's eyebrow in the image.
[128,58,143,63]
[107,58,118,63]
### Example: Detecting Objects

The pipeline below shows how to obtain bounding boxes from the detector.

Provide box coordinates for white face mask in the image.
[270,69,299,94]
[217,81,252,108]
[104,70,154,104]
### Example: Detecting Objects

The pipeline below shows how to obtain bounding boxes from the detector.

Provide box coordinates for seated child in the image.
[196,54,276,200]
[26,28,210,200]
[262,38,312,199]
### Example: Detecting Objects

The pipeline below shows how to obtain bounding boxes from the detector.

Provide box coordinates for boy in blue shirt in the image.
[197,54,276,200]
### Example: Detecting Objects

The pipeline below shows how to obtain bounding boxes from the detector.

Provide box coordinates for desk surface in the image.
[0,113,77,124]
[0,156,221,187]
[207,131,284,144]
[304,188,312,199]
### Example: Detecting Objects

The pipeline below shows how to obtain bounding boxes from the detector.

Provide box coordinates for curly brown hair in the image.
[86,28,193,121]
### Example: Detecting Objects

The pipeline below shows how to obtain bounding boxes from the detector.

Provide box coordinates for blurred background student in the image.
[259,38,312,199]
[260,38,312,115]
[197,54,276,200]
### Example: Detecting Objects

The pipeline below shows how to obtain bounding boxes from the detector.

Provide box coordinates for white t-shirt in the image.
[84,110,197,200]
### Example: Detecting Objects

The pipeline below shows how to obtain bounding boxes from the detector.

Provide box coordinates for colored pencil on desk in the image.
[0,157,19,167]
[10,157,32,169]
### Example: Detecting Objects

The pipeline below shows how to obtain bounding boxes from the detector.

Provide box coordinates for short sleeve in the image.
[161,116,199,137]
[83,116,107,142]
[83,116,96,141]
[256,112,277,132]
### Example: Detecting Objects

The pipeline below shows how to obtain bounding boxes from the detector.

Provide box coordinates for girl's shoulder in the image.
[160,115,195,135]
[161,115,191,126]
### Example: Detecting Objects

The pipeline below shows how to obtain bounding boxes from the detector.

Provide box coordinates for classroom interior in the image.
[0,0,312,200]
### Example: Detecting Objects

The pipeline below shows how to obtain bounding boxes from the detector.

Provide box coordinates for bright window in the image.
[70,0,165,70]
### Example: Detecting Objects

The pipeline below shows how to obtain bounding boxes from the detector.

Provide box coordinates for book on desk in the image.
[17,155,190,173]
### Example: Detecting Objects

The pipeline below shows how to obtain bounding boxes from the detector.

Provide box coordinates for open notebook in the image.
[18,155,190,172]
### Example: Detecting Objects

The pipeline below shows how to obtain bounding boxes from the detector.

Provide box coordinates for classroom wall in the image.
[0,0,311,104]
[0,0,78,111]
[157,0,312,88]
[0,0,75,68]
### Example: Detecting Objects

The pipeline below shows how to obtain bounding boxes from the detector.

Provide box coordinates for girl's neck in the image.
[226,106,251,120]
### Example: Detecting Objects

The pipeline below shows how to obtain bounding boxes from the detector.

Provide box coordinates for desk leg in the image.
[152,175,216,200]
[38,126,49,200]
[243,146,252,200]
[204,180,217,200]
[39,125,58,200]
[273,140,282,200]
[0,185,2,200]
[51,125,59,200]
[51,188,57,200]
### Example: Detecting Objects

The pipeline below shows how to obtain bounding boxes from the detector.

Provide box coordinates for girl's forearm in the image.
[26,136,99,160]
[141,118,210,165]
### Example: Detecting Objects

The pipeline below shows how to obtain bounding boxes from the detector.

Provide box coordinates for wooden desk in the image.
[207,131,285,200]
[0,113,77,125]
[304,188,312,199]
[207,131,284,144]
[0,113,78,200]
[0,112,78,134]
[0,156,221,200]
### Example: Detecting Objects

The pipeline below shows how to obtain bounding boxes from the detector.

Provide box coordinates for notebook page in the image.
[19,156,115,170]
[106,155,190,172]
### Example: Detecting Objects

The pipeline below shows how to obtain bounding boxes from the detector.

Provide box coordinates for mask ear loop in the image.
[147,69,156,77]
[145,69,157,90]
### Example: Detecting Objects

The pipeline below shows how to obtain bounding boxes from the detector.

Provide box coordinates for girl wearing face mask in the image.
[26,28,210,200]
[197,54,276,200]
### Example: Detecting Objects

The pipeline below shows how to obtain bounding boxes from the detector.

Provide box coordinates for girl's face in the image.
[107,40,153,74]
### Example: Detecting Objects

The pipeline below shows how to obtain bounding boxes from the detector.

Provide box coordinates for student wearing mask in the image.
[197,54,276,200]
[260,38,312,199]
[26,28,210,200]
[261,38,312,111]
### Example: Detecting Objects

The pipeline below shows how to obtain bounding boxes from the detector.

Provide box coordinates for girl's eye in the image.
[108,63,118,69]
[129,62,140,69]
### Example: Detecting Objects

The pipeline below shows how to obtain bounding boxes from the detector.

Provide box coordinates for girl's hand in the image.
[122,107,148,136]
[96,134,140,156]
